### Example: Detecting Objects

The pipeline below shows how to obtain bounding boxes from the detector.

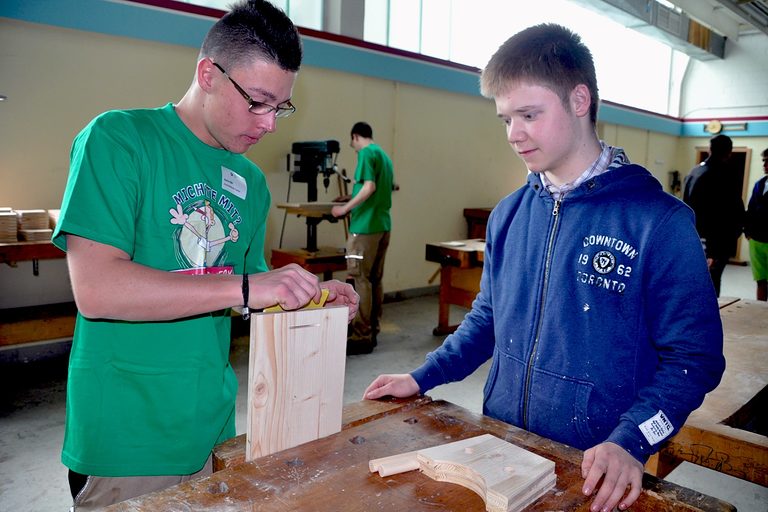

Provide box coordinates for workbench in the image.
[0,240,76,347]
[0,240,63,275]
[425,239,484,335]
[271,247,347,281]
[105,396,734,511]
[272,202,347,279]
[650,298,767,486]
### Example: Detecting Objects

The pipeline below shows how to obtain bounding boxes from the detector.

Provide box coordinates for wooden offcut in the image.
[370,434,556,512]
[246,305,348,461]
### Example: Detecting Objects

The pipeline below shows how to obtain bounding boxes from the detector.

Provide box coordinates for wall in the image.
[2,2,765,309]
[680,33,768,119]
[0,17,524,307]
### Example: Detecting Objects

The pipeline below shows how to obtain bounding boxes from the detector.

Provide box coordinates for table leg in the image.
[434,266,457,335]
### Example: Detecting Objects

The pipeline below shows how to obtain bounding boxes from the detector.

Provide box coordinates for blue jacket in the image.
[412,164,725,463]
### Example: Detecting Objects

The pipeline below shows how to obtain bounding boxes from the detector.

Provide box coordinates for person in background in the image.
[332,122,394,355]
[363,23,724,512]
[52,1,358,509]
[683,134,745,296]
[744,148,768,300]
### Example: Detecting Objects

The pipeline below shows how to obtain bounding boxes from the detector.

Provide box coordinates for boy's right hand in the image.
[249,263,321,311]
[363,374,419,400]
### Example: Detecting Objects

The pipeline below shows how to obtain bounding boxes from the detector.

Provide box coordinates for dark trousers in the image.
[709,257,729,297]
[345,231,390,341]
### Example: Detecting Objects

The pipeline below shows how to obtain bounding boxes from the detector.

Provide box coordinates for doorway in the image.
[694,146,751,263]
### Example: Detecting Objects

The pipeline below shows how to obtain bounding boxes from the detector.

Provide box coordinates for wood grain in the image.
[106,400,735,512]
[371,434,556,512]
[246,305,348,461]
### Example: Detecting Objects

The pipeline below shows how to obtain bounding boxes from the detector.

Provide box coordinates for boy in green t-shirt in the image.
[54,1,358,509]
[332,122,394,354]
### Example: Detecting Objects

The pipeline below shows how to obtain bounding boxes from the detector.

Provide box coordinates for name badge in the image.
[222,167,247,199]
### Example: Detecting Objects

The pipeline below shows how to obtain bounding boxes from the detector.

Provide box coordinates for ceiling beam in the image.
[713,0,768,37]
[665,0,742,39]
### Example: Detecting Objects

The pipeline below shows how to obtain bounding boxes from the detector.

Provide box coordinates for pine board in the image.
[371,434,556,512]
[246,305,348,461]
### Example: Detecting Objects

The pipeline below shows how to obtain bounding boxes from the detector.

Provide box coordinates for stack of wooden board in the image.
[16,209,52,241]
[48,209,60,229]
[0,208,17,242]
[370,434,557,512]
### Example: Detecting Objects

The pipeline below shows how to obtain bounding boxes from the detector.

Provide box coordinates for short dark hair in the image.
[200,0,302,72]
[480,23,599,124]
[351,122,373,139]
[709,134,733,158]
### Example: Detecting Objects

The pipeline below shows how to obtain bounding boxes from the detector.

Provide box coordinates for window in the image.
[172,0,688,115]
[175,0,321,30]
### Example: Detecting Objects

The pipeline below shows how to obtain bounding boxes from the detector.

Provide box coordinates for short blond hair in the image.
[480,23,599,124]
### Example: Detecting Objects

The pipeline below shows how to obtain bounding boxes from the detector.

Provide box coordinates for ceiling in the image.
[665,0,768,39]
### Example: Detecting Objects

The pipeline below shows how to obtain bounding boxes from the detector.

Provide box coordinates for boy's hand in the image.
[331,205,348,218]
[581,442,643,511]
[320,279,359,322]
[363,374,419,400]
[249,263,321,311]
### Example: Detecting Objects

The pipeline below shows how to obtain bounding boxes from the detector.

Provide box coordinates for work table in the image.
[106,397,733,511]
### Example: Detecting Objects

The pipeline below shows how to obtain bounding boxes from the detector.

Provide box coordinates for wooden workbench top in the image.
[0,240,62,265]
[425,239,485,268]
[691,299,767,438]
[106,397,733,511]
[657,299,768,485]
[276,202,344,218]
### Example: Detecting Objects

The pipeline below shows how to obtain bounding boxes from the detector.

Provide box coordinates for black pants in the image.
[68,469,88,499]
[709,257,729,297]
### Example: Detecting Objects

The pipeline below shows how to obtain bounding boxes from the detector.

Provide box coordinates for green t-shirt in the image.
[349,143,394,234]
[52,104,270,476]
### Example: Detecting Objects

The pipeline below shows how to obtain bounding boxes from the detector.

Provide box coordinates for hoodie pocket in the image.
[526,368,599,450]
[482,351,527,426]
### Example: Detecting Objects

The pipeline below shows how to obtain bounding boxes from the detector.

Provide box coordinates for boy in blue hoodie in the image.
[363,23,724,512]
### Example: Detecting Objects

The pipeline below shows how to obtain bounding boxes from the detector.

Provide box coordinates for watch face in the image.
[705,119,723,134]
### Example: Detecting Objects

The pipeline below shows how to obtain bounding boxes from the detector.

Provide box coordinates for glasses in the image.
[212,62,296,118]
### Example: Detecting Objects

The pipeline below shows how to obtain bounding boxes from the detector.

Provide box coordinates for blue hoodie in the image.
[412,163,725,463]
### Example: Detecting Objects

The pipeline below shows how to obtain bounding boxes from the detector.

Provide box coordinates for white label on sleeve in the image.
[638,410,674,445]
[222,167,247,199]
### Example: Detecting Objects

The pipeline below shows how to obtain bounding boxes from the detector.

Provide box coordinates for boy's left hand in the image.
[320,279,359,322]
[581,442,643,511]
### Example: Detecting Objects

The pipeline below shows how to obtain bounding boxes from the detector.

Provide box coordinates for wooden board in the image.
[246,305,348,461]
[371,434,556,512]
[276,202,345,218]
[418,435,555,512]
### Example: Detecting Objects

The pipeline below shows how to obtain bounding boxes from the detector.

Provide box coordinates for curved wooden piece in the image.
[416,434,556,512]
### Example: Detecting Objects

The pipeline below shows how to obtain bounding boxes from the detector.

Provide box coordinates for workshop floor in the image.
[0,264,762,512]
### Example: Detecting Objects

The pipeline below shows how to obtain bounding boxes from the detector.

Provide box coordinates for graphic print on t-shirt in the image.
[169,197,239,270]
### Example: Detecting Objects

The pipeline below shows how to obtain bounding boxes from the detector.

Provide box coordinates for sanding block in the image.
[263,288,330,313]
